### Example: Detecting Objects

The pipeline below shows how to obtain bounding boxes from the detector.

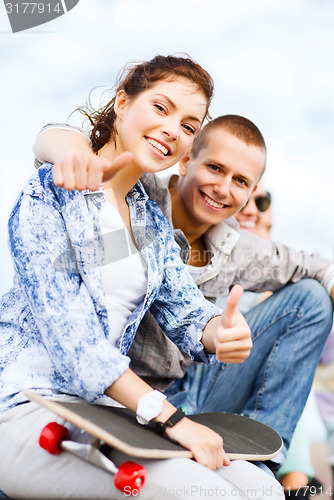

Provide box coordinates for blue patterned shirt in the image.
[0,164,220,412]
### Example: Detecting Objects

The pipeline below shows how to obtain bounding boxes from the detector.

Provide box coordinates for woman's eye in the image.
[154,104,166,113]
[182,124,195,135]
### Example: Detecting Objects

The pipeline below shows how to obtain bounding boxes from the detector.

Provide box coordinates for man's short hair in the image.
[191,114,266,159]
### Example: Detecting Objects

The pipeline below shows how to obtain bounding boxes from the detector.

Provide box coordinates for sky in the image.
[0,0,333,295]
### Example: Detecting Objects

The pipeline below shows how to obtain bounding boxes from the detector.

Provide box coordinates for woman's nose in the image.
[162,121,179,141]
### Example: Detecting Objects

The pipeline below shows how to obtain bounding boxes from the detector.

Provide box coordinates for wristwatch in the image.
[136,390,166,425]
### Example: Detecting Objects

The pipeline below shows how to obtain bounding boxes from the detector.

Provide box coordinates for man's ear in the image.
[179,153,191,176]
[114,90,128,118]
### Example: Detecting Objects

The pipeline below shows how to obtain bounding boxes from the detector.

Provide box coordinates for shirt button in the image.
[226,233,231,238]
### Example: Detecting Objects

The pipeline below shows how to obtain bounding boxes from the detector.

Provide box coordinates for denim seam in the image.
[249,309,303,417]
[248,338,280,418]
[197,309,303,413]
[251,308,301,343]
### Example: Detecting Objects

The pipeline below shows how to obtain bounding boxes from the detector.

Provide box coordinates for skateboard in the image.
[25,390,282,495]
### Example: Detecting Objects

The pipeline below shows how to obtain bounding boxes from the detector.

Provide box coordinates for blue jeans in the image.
[165,280,333,459]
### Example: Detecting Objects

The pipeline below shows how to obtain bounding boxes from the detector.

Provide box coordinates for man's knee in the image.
[292,279,333,332]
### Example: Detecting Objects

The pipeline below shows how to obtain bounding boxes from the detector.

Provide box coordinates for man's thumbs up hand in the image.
[220,284,244,328]
[215,285,253,363]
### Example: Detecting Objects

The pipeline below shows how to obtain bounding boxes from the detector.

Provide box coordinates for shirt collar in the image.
[155,172,241,255]
[204,217,240,255]
[82,180,148,202]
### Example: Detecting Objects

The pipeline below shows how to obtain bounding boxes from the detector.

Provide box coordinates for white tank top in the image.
[99,201,148,346]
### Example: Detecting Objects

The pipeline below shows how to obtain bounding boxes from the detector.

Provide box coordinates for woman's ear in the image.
[114,90,128,118]
[179,153,190,176]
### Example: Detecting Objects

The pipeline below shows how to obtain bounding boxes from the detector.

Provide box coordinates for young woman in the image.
[0,55,280,499]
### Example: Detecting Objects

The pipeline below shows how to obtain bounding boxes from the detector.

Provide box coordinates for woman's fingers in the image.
[102,152,133,183]
[166,418,230,470]
[52,151,133,191]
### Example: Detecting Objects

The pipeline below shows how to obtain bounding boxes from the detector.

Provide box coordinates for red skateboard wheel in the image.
[39,422,70,455]
[114,461,146,494]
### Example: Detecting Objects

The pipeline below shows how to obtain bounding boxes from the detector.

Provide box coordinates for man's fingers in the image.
[103,152,133,182]
[216,336,252,363]
[221,284,243,328]
[216,323,251,343]
[53,161,65,187]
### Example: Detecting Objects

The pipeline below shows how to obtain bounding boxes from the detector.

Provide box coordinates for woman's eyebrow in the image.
[154,93,203,124]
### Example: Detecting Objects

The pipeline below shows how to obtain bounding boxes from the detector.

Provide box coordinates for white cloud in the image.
[42,36,87,64]
[215,50,295,98]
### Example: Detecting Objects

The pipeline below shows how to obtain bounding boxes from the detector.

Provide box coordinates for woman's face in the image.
[114,77,208,175]
[235,181,272,239]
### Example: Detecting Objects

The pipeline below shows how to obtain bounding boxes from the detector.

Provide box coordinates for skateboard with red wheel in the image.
[38,420,145,494]
[25,390,283,496]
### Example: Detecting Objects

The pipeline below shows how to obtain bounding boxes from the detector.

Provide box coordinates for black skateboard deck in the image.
[25,390,282,461]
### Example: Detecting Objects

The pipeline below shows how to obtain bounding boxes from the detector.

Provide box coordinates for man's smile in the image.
[200,191,227,211]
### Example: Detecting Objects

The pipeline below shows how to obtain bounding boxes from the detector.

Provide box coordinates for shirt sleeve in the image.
[149,218,221,365]
[33,122,90,166]
[233,231,334,294]
[8,174,130,402]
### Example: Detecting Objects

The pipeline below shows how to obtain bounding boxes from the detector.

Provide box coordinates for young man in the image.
[33,116,334,474]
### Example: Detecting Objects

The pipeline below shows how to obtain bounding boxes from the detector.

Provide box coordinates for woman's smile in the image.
[145,136,172,158]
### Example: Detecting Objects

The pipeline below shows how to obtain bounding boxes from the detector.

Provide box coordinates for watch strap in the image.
[146,407,186,444]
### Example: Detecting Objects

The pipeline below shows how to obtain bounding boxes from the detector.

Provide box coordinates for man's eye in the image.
[208,164,220,172]
[236,177,247,186]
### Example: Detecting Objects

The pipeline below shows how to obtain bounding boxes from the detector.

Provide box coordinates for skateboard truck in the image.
[39,422,146,494]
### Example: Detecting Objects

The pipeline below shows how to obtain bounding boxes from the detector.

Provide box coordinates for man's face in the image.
[177,128,266,227]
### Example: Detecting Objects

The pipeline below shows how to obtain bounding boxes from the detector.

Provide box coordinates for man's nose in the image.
[214,178,231,198]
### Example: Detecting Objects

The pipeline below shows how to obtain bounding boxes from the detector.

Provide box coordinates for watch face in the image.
[137,391,165,424]
[145,393,162,413]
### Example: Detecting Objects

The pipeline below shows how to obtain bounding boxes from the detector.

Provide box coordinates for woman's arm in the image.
[106,368,230,470]
[34,126,131,191]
